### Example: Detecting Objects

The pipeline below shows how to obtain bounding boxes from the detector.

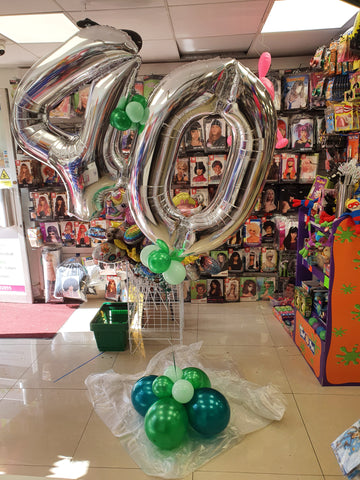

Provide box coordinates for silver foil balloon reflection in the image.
[129,58,277,255]
[11,25,141,220]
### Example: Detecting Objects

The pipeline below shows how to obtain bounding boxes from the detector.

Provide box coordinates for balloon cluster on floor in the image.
[131,366,230,450]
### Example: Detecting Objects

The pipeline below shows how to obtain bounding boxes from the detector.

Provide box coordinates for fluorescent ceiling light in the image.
[262,0,359,33]
[0,13,79,43]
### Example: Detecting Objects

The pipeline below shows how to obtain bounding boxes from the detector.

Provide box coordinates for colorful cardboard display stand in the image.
[293,208,360,386]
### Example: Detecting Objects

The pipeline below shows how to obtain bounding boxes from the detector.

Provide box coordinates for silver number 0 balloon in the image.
[11,26,141,220]
[129,58,277,255]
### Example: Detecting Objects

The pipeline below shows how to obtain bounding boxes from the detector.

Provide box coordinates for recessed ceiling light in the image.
[262,0,358,33]
[0,13,79,43]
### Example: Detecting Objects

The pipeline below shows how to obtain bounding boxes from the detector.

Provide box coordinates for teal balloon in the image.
[125,101,144,123]
[131,375,158,416]
[110,108,131,131]
[148,250,171,274]
[163,260,186,285]
[152,375,174,398]
[172,379,194,404]
[140,244,159,267]
[144,397,188,450]
[182,367,211,389]
[186,388,230,437]
[131,94,147,108]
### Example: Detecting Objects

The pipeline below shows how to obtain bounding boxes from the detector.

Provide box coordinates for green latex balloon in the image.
[117,96,128,110]
[163,260,186,285]
[144,397,188,450]
[140,106,150,124]
[156,239,169,253]
[172,379,194,404]
[186,388,230,437]
[125,101,144,123]
[110,108,131,131]
[148,250,171,274]
[138,123,145,133]
[131,94,147,108]
[152,375,174,398]
[182,367,211,389]
[140,245,159,268]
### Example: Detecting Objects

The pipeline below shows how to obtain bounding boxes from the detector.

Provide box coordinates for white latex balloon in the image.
[140,244,159,267]
[172,379,194,404]
[164,365,183,383]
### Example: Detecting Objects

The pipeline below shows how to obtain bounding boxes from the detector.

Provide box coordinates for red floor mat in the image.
[0,302,79,338]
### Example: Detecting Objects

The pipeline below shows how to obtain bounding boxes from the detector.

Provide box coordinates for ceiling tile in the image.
[168,0,267,4]
[170,1,269,38]
[69,8,173,40]
[57,0,164,10]
[248,28,344,58]
[178,34,254,55]
[19,42,63,59]
[141,39,180,62]
[0,0,61,15]
[0,43,38,68]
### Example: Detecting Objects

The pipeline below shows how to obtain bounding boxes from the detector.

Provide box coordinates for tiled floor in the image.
[0,299,358,480]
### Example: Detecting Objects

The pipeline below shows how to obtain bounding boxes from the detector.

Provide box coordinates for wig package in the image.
[54,258,89,302]
[41,246,62,303]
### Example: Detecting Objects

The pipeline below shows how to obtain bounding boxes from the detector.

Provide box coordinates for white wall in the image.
[0,55,312,93]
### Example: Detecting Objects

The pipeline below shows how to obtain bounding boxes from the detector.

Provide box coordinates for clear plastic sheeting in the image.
[85,342,286,479]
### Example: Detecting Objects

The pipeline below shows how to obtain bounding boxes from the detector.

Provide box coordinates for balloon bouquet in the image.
[131,365,230,450]
[11,24,277,286]
[11,22,283,470]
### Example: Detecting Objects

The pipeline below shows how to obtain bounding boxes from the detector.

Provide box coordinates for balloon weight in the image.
[182,367,211,389]
[172,379,194,404]
[148,250,171,274]
[131,375,158,416]
[152,375,174,398]
[186,387,230,436]
[144,397,188,450]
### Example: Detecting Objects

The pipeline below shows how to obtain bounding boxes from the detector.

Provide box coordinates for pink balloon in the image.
[227,135,232,147]
[258,52,272,78]
[260,76,274,100]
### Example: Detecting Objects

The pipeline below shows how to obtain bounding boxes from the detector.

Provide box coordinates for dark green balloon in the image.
[148,250,171,274]
[186,388,230,437]
[131,93,148,108]
[144,397,188,450]
[182,367,211,389]
[131,375,158,416]
[152,375,174,398]
[110,108,131,131]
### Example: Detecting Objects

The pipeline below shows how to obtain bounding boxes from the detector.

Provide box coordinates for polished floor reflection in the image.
[0,299,359,480]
